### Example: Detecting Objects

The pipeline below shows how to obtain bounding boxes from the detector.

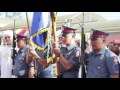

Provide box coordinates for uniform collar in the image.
[92,46,106,55]
[61,44,66,47]
[66,44,76,51]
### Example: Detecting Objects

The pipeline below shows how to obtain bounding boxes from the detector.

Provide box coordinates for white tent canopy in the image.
[0,18,32,31]
[0,12,120,33]
[56,12,120,33]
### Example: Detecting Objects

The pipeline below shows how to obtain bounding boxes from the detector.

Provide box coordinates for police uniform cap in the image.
[62,26,77,37]
[90,29,109,40]
[16,34,27,39]
[16,28,28,42]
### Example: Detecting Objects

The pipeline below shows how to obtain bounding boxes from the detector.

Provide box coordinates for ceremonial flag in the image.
[30,12,50,50]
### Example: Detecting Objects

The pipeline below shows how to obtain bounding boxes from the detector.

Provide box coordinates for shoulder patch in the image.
[113,56,118,64]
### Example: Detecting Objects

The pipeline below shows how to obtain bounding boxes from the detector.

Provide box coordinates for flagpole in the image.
[25,12,32,46]
[26,12,35,78]
[26,12,30,35]
[50,12,61,78]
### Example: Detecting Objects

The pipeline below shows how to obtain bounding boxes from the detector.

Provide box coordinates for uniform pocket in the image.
[95,65,106,74]
[96,66,102,71]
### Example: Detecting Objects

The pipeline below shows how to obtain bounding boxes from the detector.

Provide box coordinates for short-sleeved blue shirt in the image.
[60,45,81,78]
[13,47,29,76]
[86,47,119,78]
[34,48,52,78]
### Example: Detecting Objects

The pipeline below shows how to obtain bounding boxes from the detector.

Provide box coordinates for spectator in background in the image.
[85,41,91,54]
[75,39,80,47]
[108,42,120,56]
[0,31,15,78]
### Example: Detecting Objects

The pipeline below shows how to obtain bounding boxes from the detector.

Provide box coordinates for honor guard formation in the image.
[0,12,120,78]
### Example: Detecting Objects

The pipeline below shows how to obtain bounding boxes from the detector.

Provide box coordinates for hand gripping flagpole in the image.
[50,12,61,78]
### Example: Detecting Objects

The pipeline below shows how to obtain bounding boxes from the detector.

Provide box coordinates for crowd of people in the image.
[0,26,120,78]
[107,41,120,57]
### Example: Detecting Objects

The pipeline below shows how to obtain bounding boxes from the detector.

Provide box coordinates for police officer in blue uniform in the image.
[86,29,119,78]
[53,26,81,78]
[27,44,52,78]
[13,33,30,78]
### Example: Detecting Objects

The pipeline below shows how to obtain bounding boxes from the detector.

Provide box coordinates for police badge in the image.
[99,55,104,60]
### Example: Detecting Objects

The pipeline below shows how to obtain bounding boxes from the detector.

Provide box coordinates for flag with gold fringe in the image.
[50,12,61,76]
[30,12,53,63]
[30,12,50,50]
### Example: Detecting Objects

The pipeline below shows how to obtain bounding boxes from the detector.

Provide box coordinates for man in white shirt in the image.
[0,31,15,78]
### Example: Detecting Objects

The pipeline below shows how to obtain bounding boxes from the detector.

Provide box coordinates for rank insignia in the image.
[99,55,104,60]
[76,51,80,57]
[67,51,72,56]
[113,56,118,64]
